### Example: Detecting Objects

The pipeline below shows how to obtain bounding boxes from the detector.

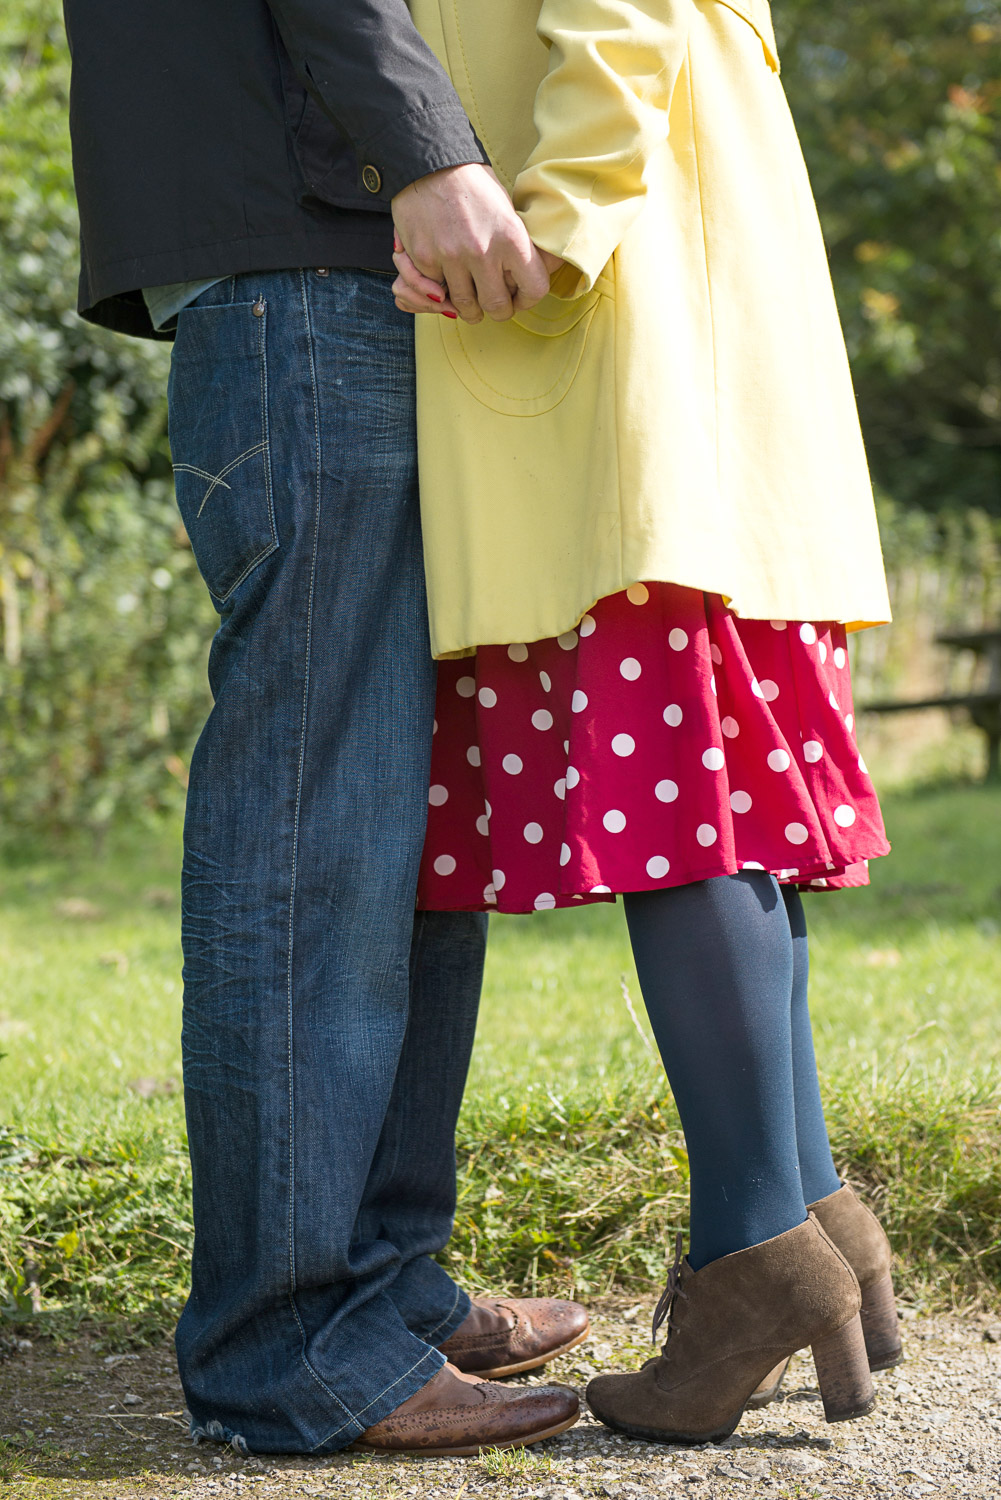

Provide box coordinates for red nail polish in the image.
[428,292,443,304]
[393,232,404,254]
[443,311,458,320]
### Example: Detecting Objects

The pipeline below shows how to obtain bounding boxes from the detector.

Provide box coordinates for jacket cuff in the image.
[359,102,489,202]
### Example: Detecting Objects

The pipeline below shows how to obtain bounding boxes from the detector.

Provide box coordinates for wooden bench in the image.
[864,626,1001,782]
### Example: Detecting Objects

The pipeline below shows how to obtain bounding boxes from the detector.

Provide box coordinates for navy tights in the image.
[623,872,840,1271]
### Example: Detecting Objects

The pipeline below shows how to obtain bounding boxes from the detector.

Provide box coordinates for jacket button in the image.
[252,298,265,317]
[361,164,383,194]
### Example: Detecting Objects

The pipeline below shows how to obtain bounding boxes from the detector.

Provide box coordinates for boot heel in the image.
[812,1313,876,1423]
[861,1272,903,1371]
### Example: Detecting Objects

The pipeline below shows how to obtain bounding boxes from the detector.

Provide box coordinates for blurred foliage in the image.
[776,0,1001,516]
[0,0,212,842]
[0,0,999,837]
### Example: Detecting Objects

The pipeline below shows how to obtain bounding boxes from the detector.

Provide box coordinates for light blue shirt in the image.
[143,278,226,332]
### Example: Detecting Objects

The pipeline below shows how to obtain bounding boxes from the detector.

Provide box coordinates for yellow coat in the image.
[409,0,891,659]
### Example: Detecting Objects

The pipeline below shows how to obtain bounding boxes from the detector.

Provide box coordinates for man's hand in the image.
[392,163,551,323]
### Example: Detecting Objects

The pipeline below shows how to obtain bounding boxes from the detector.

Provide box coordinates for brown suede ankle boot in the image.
[586,1215,874,1445]
[747,1184,902,1409]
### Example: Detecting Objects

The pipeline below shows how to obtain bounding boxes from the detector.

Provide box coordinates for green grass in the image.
[1,782,1000,1341]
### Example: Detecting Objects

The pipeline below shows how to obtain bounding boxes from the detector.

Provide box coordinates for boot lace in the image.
[651,1231,688,1347]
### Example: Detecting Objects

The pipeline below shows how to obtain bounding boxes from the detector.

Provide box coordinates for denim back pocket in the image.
[168,300,277,604]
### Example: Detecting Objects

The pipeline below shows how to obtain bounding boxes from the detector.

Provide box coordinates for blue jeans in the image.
[167,269,487,1453]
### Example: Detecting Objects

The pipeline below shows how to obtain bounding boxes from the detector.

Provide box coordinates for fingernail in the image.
[393,233,403,254]
[443,311,458,320]
[428,292,443,304]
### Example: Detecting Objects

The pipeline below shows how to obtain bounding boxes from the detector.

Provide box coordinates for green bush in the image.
[0,0,213,842]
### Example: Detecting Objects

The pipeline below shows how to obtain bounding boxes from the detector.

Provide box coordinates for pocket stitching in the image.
[173,440,269,518]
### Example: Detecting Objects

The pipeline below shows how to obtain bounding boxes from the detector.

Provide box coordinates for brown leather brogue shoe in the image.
[438,1296,590,1377]
[586,1216,874,1445]
[351,1362,579,1456]
[746,1183,902,1409]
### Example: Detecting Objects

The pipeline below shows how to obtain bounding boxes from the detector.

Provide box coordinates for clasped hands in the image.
[391,162,564,323]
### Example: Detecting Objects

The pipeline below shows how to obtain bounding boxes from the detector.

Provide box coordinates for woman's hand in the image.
[392,236,566,319]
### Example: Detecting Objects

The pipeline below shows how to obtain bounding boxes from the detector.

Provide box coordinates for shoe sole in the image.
[349,1411,579,1458]
[464,1327,591,1380]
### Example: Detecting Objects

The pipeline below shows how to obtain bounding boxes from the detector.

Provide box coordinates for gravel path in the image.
[2,1301,999,1498]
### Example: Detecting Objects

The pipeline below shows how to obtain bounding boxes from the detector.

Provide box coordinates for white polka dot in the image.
[710,674,717,696]
[646,855,671,879]
[800,623,818,645]
[563,740,570,753]
[612,733,636,757]
[730,790,752,814]
[620,657,642,680]
[858,754,868,774]
[466,745,481,767]
[484,800,491,817]
[502,753,523,775]
[767,749,791,772]
[554,778,567,801]
[668,628,688,652]
[627,583,650,605]
[721,716,740,739]
[834,647,847,670]
[534,892,557,910]
[743,860,765,869]
[702,747,725,771]
[759,679,779,702]
[579,613,596,637]
[818,642,828,664]
[751,678,764,698]
[833,804,857,828]
[785,822,809,845]
[803,740,824,763]
[560,842,572,867]
[507,642,528,662]
[770,620,787,631]
[603,809,627,833]
[456,676,476,698]
[663,703,683,727]
[777,868,800,880]
[539,670,552,692]
[590,885,612,894]
[565,766,580,789]
[524,822,544,844]
[845,713,855,733]
[710,643,723,666]
[478,686,497,708]
[532,709,554,731]
[829,691,840,711]
[558,630,579,651]
[428,784,449,806]
[483,884,497,905]
[655,779,679,803]
[475,815,490,837]
[433,719,438,734]
[433,854,456,876]
[571,690,588,713]
[492,868,506,891]
[696,823,718,847]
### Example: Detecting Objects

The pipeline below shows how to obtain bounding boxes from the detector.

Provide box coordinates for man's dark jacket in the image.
[62,0,487,339]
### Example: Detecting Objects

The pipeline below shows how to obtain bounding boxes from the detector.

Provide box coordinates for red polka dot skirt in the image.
[418,584,890,914]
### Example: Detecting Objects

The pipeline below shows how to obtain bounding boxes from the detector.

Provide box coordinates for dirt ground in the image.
[2,1300,1000,1499]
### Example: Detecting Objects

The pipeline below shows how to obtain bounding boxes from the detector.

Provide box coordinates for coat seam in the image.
[685,43,722,498]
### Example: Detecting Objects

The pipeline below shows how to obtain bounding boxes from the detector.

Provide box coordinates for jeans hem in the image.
[309,1343,447,1451]
[417,1282,471,1347]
